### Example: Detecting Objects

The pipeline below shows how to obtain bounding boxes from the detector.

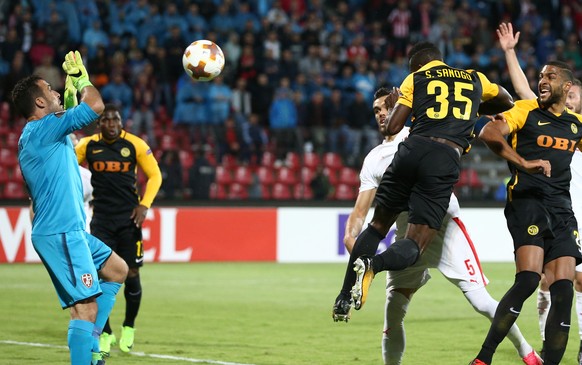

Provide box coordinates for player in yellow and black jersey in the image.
[333,41,514,320]
[471,61,582,365]
[75,103,162,356]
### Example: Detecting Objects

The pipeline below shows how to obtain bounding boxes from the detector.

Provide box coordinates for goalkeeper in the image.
[13,50,128,365]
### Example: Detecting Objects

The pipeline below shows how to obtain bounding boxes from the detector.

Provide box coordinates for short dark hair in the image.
[11,75,43,119]
[408,42,442,72]
[103,103,121,114]
[373,87,391,100]
[573,78,582,88]
[545,60,574,82]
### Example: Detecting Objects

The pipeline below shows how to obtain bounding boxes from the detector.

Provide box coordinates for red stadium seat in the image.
[179,150,194,170]
[256,166,275,186]
[3,181,27,199]
[11,165,24,183]
[275,166,297,185]
[0,148,18,168]
[0,165,8,184]
[338,167,360,187]
[5,132,19,149]
[302,152,320,170]
[299,166,315,184]
[233,165,253,186]
[271,182,292,200]
[260,151,276,168]
[333,183,356,200]
[322,152,343,170]
[293,183,314,200]
[323,167,338,186]
[457,168,483,188]
[215,166,233,185]
[221,154,238,169]
[209,183,227,199]
[228,182,249,199]
[284,151,301,170]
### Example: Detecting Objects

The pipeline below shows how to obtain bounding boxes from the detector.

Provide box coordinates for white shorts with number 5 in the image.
[385,213,489,293]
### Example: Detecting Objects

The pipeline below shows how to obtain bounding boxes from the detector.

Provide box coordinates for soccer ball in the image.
[182,40,225,82]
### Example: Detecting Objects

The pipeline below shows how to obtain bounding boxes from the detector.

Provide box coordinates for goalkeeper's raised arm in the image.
[62,50,104,115]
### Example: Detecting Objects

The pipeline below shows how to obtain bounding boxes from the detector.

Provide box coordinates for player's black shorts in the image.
[90,216,144,268]
[505,198,582,265]
[375,135,460,230]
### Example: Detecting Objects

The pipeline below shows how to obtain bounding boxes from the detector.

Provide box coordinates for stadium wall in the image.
[0,206,513,263]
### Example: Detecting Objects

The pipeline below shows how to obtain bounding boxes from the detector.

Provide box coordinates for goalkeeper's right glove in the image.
[62,50,93,91]
[63,75,78,110]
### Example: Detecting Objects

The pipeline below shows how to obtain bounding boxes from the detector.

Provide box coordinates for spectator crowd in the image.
[1,0,582,201]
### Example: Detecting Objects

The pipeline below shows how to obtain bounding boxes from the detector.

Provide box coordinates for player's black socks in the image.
[103,319,112,335]
[339,224,385,297]
[544,279,573,365]
[123,275,142,328]
[476,270,540,363]
[371,238,420,273]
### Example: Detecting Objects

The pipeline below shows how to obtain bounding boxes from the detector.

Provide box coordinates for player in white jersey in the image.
[498,22,582,362]
[340,87,541,365]
[70,133,93,230]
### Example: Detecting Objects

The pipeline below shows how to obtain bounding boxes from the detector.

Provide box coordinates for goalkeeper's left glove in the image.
[62,50,93,91]
[63,75,78,110]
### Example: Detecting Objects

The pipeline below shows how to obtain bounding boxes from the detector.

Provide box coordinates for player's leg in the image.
[537,274,550,357]
[473,245,543,364]
[117,222,144,352]
[383,289,415,365]
[88,232,127,358]
[542,256,576,365]
[333,204,398,321]
[575,269,582,364]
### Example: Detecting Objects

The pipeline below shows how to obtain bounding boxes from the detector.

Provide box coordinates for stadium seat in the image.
[275,166,297,185]
[256,166,275,186]
[11,165,24,183]
[228,182,249,199]
[271,182,292,200]
[5,132,18,149]
[457,168,483,188]
[333,183,357,200]
[209,183,227,199]
[323,167,338,185]
[322,152,343,170]
[299,166,315,184]
[179,150,194,170]
[3,181,27,199]
[215,166,233,185]
[0,165,8,184]
[233,165,253,186]
[221,154,238,170]
[293,183,314,200]
[302,152,320,170]
[0,148,17,168]
[338,167,360,187]
[284,151,301,170]
[260,151,276,168]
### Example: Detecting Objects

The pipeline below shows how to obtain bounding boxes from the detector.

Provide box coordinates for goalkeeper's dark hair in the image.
[408,42,442,72]
[11,75,44,119]
[374,87,391,101]
[545,60,574,83]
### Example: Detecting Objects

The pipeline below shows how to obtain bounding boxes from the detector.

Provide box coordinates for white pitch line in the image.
[0,340,257,365]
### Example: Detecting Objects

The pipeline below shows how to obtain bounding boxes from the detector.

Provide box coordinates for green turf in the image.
[0,262,580,364]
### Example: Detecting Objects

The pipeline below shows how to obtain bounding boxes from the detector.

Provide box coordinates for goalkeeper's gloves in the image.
[63,75,78,110]
[61,50,93,91]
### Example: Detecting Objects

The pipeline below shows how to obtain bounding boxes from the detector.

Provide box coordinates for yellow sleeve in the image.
[475,71,499,101]
[134,138,162,208]
[397,73,415,108]
[75,136,90,164]
[502,99,537,133]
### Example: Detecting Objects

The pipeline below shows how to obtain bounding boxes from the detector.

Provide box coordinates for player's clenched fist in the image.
[61,50,92,91]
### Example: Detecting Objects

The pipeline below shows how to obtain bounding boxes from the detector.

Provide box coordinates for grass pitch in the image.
[0,262,580,364]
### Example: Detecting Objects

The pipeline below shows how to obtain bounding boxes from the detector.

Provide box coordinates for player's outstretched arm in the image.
[478,85,514,115]
[344,188,376,253]
[62,50,104,115]
[479,115,551,177]
[497,22,536,100]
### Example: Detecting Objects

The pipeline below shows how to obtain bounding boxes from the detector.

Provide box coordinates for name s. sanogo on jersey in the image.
[398,60,500,152]
[75,130,160,219]
[504,99,582,207]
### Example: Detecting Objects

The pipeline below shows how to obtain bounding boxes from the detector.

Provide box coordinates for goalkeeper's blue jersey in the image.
[18,102,99,235]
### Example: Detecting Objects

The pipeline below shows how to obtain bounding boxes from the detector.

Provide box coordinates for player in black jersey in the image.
[332,41,514,321]
[76,103,162,356]
[470,61,582,365]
